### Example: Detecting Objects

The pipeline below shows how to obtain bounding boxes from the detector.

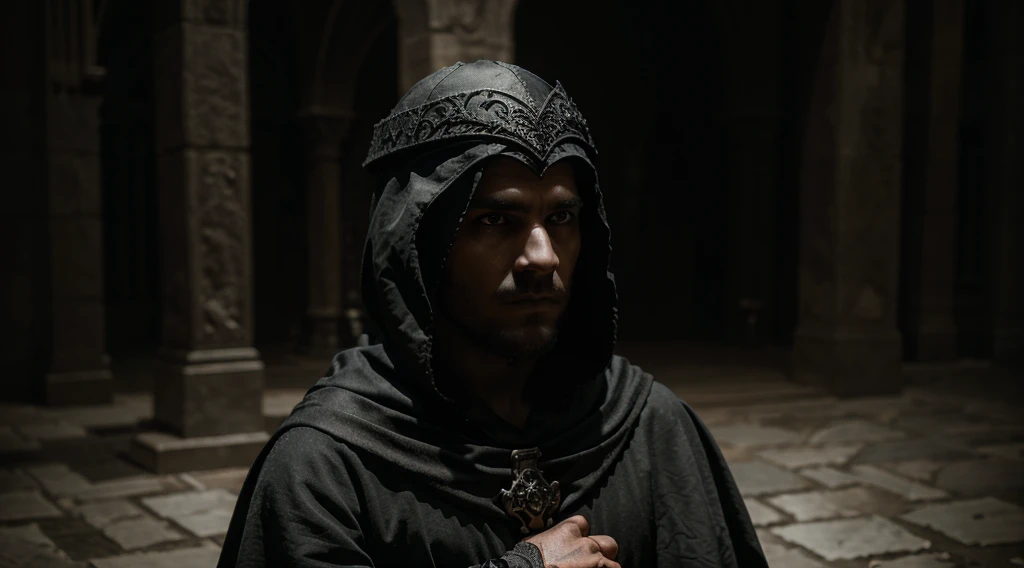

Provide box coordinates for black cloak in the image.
[218,61,767,568]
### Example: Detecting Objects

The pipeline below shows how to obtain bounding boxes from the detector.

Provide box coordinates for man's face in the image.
[438,157,582,359]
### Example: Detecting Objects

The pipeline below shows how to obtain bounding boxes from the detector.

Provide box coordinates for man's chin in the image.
[493,325,559,361]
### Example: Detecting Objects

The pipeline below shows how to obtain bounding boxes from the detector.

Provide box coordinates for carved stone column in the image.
[297,110,355,355]
[901,0,963,361]
[393,0,519,93]
[129,0,268,473]
[987,2,1024,368]
[793,0,906,395]
[41,0,113,405]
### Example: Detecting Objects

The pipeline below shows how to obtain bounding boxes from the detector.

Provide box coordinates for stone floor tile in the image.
[757,444,862,469]
[743,498,786,527]
[142,489,238,537]
[187,468,249,493]
[25,464,93,497]
[799,466,861,489]
[808,420,906,445]
[977,443,1024,461]
[708,424,805,447]
[40,517,122,561]
[101,517,184,550]
[73,476,166,502]
[853,438,978,464]
[847,465,948,501]
[73,500,145,529]
[88,543,221,568]
[18,422,89,441]
[0,522,59,549]
[0,490,65,522]
[868,552,955,567]
[0,468,39,493]
[44,395,151,430]
[0,426,42,452]
[933,460,1024,498]
[902,497,1024,546]
[767,486,884,522]
[893,413,993,436]
[0,531,79,567]
[772,515,932,561]
[729,461,812,497]
[880,460,947,483]
[760,541,828,568]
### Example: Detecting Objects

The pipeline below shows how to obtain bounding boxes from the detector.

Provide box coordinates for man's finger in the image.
[588,535,618,560]
[565,515,590,537]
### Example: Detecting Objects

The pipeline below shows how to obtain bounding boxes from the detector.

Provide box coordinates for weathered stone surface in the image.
[800,466,860,488]
[0,426,42,452]
[102,517,183,550]
[73,500,144,529]
[43,395,152,429]
[0,529,77,567]
[0,491,64,521]
[977,443,1024,461]
[709,424,805,447]
[808,420,906,445]
[73,477,166,502]
[847,465,948,501]
[772,516,931,561]
[882,460,946,482]
[142,489,237,537]
[0,469,39,493]
[760,541,828,568]
[933,460,1024,497]
[129,430,268,474]
[768,486,886,521]
[0,522,58,549]
[902,498,1024,546]
[17,422,88,440]
[757,444,862,469]
[89,543,222,568]
[730,461,812,496]
[853,438,977,464]
[743,498,786,527]
[185,468,248,493]
[868,552,955,567]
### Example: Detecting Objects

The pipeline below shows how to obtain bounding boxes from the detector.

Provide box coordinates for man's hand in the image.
[524,516,620,568]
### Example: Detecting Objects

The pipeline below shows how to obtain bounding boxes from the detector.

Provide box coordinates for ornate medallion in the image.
[500,448,561,534]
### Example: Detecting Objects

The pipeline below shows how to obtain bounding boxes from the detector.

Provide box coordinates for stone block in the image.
[17,422,88,440]
[44,369,113,407]
[767,486,894,522]
[743,498,786,527]
[186,467,249,493]
[730,461,813,497]
[772,516,931,561]
[128,430,268,474]
[757,444,862,469]
[73,500,145,529]
[0,426,42,452]
[800,466,860,489]
[0,491,63,522]
[154,25,248,150]
[142,489,237,537]
[709,424,805,448]
[869,553,955,567]
[73,477,167,502]
[154,352,263,438]
[808,419,905,445]
[0,526,76,567]
[933,460,1024,498]
[89,543,222,568]
[24,464,92,497]
[903,498,1024,546]
[760,541,828,568]
[0,469,39,493]
[103,517,184,550]
[846,465,948,501]
[853,438,977,464]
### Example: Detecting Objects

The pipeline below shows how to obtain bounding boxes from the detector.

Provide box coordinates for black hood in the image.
[359,60,617,408]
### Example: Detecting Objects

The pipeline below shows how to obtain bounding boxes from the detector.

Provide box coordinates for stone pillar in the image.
[297,110,355,355]
[42,0,113,405]
[393,0,519,93]
[793,0,906,395]
[130,0,269,473]
[987,2,1024,368]
[901,0,963,361]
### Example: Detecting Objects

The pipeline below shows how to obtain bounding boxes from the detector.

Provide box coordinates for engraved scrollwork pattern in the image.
[364,82,596,167]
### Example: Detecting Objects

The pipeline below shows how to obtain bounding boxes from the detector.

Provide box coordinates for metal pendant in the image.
[500,448,561,535]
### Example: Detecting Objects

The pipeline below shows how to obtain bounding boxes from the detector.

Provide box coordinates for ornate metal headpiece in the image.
[363,81,596,169]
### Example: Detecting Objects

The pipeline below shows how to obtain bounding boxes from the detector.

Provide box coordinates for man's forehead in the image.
[475,157,578,197]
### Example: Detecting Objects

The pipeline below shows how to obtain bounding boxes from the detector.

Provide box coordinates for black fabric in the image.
[218,61,767,568]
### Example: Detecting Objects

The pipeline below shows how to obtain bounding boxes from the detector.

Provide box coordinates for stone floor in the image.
[0,364,1022,567]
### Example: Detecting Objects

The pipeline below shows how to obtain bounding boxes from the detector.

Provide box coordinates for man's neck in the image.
[433,316,536,429]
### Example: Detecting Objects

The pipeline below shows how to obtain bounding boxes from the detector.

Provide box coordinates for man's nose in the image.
[515,225,559,273]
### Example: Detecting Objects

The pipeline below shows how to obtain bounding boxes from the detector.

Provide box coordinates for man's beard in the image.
[445,309,561,363]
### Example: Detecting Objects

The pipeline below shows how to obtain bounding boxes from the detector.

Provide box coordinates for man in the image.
[219,60,767,568]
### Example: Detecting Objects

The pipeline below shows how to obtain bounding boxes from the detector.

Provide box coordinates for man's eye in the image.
[479,213,505,226]
[549,211,575,224]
